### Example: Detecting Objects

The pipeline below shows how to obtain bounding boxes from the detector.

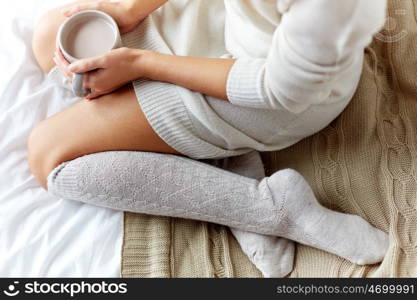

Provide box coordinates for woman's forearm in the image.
[140,51,235,101]
[67,48,235,100]
[125,0,234,101]
[125,0,168,20]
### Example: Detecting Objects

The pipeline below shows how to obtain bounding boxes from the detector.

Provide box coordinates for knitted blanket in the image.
[121,0,417,278]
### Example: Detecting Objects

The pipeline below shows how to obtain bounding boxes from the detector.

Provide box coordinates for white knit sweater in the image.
[123,0,387,158]
[225,0,387,113]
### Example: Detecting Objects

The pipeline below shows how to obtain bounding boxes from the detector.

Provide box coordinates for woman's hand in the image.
[61,0,145,34]
[68,47,147,99]
[53,48,74,82]
[53,34,75,82]
[53,46,146,99]
[54,43,235,101]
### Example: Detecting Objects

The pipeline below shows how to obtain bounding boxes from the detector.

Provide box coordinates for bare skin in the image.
[29,0,178,189]
[30,0,235,189]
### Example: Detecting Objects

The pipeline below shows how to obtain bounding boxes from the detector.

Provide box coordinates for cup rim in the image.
[57,10,119,61]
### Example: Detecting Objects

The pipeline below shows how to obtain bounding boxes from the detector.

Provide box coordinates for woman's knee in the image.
[32,8,64,73]
[28,120,68,189]
[32,1,94,73]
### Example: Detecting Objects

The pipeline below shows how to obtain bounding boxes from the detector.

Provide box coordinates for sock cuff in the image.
[47,161,82,199]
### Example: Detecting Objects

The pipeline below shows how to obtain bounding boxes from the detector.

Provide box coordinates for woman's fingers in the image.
[53,41,73,80]
[61,1,102,17]
[53,51,73,80]
[85,91,102,100]
[57,48,70,66]
[69,56,105,73]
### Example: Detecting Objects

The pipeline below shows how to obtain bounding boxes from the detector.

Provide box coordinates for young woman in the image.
[29,0,389,277]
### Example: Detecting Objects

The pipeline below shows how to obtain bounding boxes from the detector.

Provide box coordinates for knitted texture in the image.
[121,152,265,277]
[204,152,295,278]
[121,18,236,159]
[121,0,417,278]
[125,152,295,278]
[48,152,277,234]
[48,150,388,272]
[262,0,417,278]
[118,1,386,160]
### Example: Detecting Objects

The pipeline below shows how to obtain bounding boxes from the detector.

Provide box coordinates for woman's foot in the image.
[231,228,294,277]
[218,152,295,278]
[266,169,389,265]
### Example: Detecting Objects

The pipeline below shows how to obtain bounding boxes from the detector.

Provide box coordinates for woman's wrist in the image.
[122,0,146,21]
[131,49,156,80]
[123,0,167,21]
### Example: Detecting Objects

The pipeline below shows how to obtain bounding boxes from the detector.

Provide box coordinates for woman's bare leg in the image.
[28,85,178,189]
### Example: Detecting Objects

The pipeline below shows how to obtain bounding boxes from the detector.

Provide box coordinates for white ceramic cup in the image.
[57,10,122,97]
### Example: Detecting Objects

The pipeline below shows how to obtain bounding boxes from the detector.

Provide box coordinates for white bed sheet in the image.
[0,0,123,277]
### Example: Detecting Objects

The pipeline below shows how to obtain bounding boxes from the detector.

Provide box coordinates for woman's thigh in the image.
[28,85,179,188]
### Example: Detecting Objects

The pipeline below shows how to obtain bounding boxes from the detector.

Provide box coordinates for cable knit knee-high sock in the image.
[47,151,389,265]
[208,152,294,277]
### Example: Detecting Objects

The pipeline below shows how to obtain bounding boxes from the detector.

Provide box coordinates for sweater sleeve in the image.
[226,0,387,113]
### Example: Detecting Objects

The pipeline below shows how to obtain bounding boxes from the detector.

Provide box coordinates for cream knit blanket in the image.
[121,0,416,278]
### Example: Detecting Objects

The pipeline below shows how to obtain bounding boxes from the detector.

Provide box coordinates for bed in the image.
[0,0,122,277]
[1,0,416,278]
